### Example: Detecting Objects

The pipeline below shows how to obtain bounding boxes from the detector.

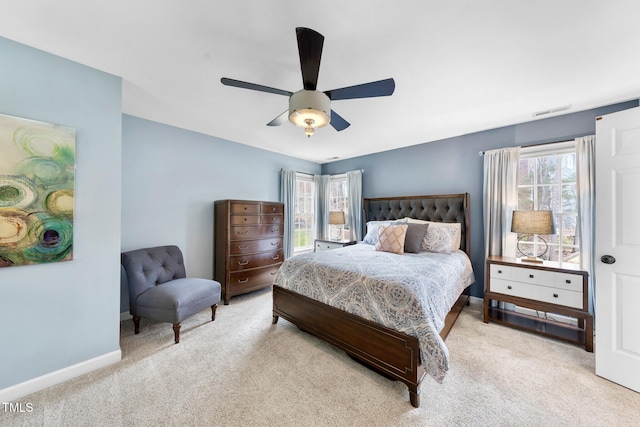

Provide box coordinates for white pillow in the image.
[362,220,398,245]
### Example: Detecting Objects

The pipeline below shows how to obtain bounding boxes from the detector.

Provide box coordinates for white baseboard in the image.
[120,311,132,321]
[468,296,483,307]
[0,350,121,403]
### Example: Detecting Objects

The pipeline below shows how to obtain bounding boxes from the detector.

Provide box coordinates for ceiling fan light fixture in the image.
[289,90,330,137]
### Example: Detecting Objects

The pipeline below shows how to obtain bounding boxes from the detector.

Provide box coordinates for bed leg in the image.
[409,387,420,408]
[272,314,279,324]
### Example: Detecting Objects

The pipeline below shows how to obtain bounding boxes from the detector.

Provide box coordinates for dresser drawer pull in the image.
[507,285,512,290]
[271,228,279,232]
[270,271,277,275]
[271,241,278,246]
[271,207,277,211]
[529,274,534,278]
[238,230,249,234]
[272,255,280,260]
[237,278,249,284]
[553,293,559,298]
[239,245,249,249]
[237,260,249,266]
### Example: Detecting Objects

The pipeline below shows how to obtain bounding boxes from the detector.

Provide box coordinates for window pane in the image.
[518,187,534,210]
[561,183,577,213]
[518,159,535,185]
[535,185,559,211]
[537,156,559,185]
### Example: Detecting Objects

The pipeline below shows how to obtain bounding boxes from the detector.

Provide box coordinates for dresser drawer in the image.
[230,238,282,255]
[530,285,583,309]
[230,215,261,225]
[490,278,532,299]
[229,264,281,292]
[231,225,282,240]
[554,272,584,292]
[262,203,284,214]
[510,267,555,286]
[260,214,283,225]
[231,203,261,214]
[230,250,284,271]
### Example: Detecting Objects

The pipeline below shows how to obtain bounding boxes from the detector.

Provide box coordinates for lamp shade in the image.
[511,210,556,235]
[329,211,345,225]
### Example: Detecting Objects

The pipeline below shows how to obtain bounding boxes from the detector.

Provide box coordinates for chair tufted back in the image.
[121,245,188,311]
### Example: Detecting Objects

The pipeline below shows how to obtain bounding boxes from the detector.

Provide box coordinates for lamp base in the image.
[520,256,544,264]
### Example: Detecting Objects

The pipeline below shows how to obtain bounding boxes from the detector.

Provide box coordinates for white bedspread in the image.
[274,243,475,383]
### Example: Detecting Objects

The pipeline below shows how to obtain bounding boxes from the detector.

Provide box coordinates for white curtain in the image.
[347,170,363,241]
[280,169,296,259]
[575,135,596,314]
[314,175,330,240]
[483,147,521,258]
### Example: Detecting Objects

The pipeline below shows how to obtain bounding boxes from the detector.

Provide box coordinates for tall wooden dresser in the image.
[214,199,284,304]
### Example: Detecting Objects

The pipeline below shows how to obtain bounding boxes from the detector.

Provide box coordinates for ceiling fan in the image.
[221,27,395,138]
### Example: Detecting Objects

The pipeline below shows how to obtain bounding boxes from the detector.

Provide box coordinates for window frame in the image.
[293,172,315,253]
[516,141,580,263]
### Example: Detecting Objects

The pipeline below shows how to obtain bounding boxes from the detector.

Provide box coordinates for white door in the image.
[595,106,640,392]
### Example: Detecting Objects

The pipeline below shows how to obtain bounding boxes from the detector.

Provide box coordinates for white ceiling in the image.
[2,1,640,163]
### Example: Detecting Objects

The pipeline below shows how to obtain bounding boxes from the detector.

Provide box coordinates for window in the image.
[516,142,579,263]
[329,174,349,240]
[293,173,314,252]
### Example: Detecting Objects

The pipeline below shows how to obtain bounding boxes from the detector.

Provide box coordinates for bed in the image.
[272,193,474,407]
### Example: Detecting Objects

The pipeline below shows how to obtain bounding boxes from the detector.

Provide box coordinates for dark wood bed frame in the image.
[272,193,471,408]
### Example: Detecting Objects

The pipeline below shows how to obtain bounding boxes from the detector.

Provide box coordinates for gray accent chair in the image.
[121,245,221,343]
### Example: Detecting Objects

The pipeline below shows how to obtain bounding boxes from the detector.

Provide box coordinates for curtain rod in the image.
[478,136,584,156]
[280,168,364,174]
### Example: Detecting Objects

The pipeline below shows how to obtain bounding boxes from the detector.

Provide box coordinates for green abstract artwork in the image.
[0,113,75,268]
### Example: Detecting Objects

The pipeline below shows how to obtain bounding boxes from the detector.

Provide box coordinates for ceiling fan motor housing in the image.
[289,90,331,129]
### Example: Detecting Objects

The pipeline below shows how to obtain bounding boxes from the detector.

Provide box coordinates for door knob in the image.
[601,255,616,264]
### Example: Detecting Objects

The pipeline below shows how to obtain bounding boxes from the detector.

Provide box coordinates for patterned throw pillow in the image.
[375,224,408,255]
[422,222,461,254]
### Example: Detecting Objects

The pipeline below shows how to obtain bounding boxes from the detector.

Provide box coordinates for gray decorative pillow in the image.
[404,223,429,253]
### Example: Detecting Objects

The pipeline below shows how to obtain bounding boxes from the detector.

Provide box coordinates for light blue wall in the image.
[120,115,320,312]
[322,100,639,298]
[0,37,122,389]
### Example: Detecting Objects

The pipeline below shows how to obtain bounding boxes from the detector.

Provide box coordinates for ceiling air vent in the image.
[532,105,571,117]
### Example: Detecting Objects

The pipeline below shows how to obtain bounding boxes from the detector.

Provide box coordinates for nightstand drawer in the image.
[510,267,555,286]
[489,264,511,280]
[316,241,345,251]
[530,285,583,309]
[490,278,532,299]
[554,272,583,292]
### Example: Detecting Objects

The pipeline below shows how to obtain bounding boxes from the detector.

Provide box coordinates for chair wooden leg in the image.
[133,316,141,334]
[211,304,218,321]
[173,323,181,344]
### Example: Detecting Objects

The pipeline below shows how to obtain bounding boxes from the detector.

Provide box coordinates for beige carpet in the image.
[3,288,639,427]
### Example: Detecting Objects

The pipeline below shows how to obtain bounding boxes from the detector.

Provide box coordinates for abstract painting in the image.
[0,113,75,268]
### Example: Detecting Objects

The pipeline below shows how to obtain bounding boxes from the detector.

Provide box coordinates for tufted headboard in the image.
[363,193,470,257]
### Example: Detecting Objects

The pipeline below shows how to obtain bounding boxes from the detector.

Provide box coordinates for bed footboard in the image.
[272,285,426,407]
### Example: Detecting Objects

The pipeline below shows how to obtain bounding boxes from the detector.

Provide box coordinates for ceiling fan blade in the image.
[267,110,289,127]
[325,78,395,101]
[221,77,293,97]
[296,27,324,91]
[330,110,350,131]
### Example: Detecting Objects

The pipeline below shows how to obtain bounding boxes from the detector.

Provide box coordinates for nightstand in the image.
[483,256,593,352]
[314,239,357,252]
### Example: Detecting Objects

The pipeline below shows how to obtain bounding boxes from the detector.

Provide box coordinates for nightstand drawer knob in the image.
[507,285,512,290]
[566,279,571,284]
[498,270,503,274]
[529,274,534,278]
[553,293,559,298]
